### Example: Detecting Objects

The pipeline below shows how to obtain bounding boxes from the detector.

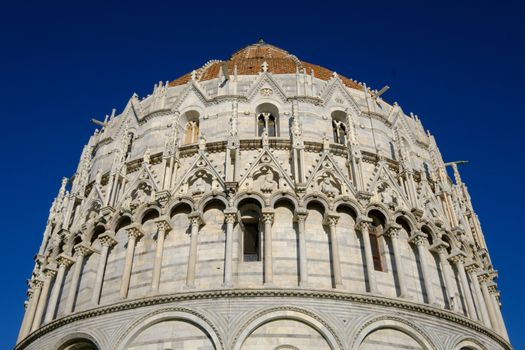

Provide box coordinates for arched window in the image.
[183,121,199,145]
[257,113,276,137]
[239,199,262,262]
[256,103,279,137]
[369,210,387,272]
[331,111,348,145]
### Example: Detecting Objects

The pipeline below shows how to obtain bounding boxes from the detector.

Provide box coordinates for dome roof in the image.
[169,39,363,90]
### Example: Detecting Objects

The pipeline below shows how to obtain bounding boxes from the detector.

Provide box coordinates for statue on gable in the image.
[262,129,269,148]
[378,183,398,210]
[424,198,439,219]
[320,174,339,198]
[190,170,210,195]
[131,182,152,209]
[259,166,276,194]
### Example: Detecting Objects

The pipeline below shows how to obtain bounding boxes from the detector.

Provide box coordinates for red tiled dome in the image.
[169,40,362,90]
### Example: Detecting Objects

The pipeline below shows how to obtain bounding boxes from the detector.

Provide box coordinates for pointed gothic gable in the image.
[171,151,225,196]
[367,161,410,210]
[417,180,445,221]
[393,115,417,146]
[319,76,361,116]
[238,148,294,193]
[245,72,288,102]
[171,80,210,112]
[304,151,356,198]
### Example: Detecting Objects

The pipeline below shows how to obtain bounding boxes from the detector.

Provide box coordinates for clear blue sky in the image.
[1,1,523,348]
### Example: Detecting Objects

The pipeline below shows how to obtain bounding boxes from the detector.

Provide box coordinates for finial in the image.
[257,37,265,44]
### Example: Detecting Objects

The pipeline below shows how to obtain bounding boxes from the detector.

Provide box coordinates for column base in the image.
[264,282,276,288]
[334,283,344,289]
[299,281,309,288]
[184,284,196,290]
[221,282,233,289]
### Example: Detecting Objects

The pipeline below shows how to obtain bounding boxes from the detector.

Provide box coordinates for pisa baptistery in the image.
[16,40,512,350]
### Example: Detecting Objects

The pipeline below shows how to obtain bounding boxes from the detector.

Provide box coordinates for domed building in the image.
[16,40,511,350]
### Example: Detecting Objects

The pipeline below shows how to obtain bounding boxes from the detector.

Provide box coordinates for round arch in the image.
[167,197,195,215]
[56,332,101,350]
[303,194,330,213]
[231,307,343,350]
[197,193,229,213]
[234,192,266,209]
[270,192,299,210]
[366,204,392,224]
[453,338,488,350]
[113,308,224,350]
[351,316,436,350]
[393,210,418,231]
[334,196,363,214]
[132,204,161,223]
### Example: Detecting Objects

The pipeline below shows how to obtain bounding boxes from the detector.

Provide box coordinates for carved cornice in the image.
[15,288,512,350]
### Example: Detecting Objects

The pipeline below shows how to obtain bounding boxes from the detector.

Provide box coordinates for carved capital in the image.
[224,213,237,225]
[74,243,94,257]
[99,232,118,247]
[56,254,75,268]
[154,218,172,233]
[32,279,44,289]
[325,213,340,227]
[261,208,274,224]
[43,267,57,279]
[384,223,401,239]
[262,212,274,224]
[188,212,203,227]
[464,260,480,274]
[409,231,428,246]
[448,252,466,265]
[127,225,144,240]
[294,208,308,223]
[356,216,373,232]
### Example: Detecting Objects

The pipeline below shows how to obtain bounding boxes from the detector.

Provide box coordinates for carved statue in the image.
[320,174,339,197]
[378,183,398,209]
[190,171,209,195]
[259,167,276,193]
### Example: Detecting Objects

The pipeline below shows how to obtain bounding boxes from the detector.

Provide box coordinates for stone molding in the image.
[15,288,511,350]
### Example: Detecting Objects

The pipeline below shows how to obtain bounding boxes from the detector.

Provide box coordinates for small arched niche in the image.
[181,110,200,145]
[256,103,279,137]
[368,209,387,272]
[238,198,262,262]
[331,110,348,145]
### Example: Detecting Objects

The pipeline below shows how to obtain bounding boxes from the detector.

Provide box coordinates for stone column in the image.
[479,276,500,332]
[91,233,117,305]
[432,243,457,310]
[151,219,171,292]
[410,233,436,305]
[465,263,491,327]
[449,253,477,319]
[262,209,274,286]
[31,268,57,331]
[120,225,143,299]
[385,224,409,299]
[65,243,93,314]
[488,285,509,340]
[186,213,202,288]
[20,280,43,338]
[17,293,31,342]
[44,254,74,323]
[356,218,377,293]
[326,213,343,288]
[295,208,308,287]
[223,209,237,287]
